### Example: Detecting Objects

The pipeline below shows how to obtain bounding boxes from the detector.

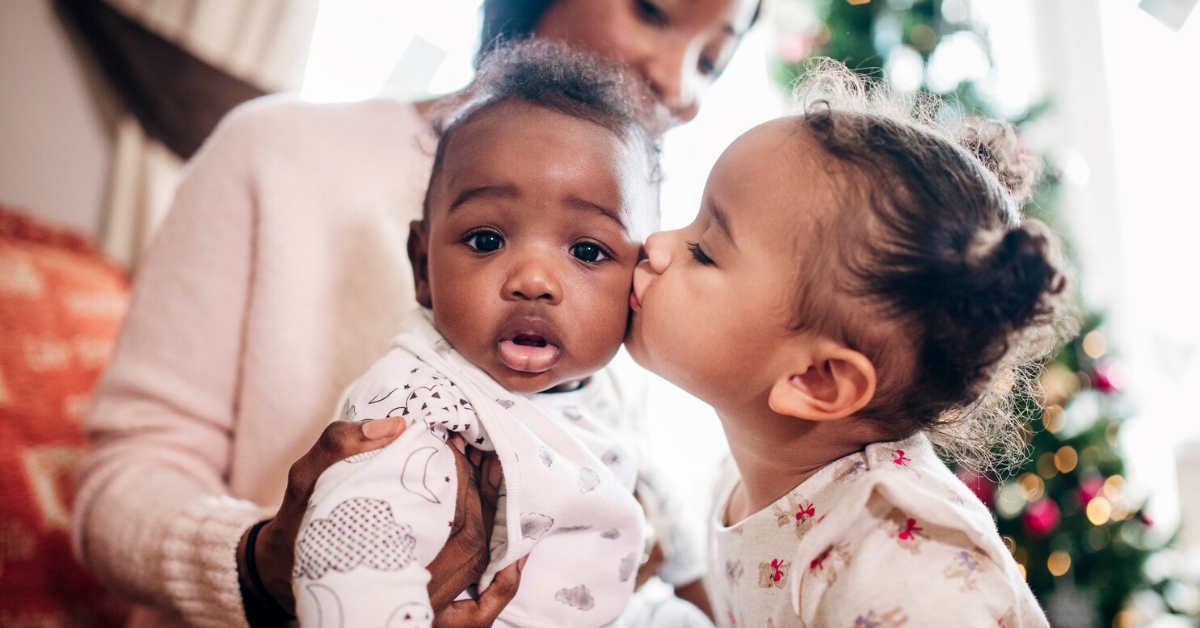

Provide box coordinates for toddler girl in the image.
[626,65,1070,627]
[292,42,707,628]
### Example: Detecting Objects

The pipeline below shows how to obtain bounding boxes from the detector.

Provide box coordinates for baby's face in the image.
[627,119,835,411]
[415,101,653,393]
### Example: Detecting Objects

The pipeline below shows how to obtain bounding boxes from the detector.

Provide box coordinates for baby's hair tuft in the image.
[422,40,663,223]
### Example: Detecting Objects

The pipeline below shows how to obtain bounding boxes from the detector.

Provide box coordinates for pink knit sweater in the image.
[73,96,436,628]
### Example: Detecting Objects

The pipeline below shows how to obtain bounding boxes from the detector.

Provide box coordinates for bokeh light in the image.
[1042,404,1065,434]
[1087,496,1112,525]
[1082,330,1108,359]
[1047,550,1072,577]
[1055,446,1079,474]
[1037,452,1058,479]
[1018,472,1045,502]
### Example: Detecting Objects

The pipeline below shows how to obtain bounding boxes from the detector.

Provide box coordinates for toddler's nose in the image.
[644,230,675,275]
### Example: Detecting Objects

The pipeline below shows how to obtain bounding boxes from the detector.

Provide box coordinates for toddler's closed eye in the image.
[687,241,714,265]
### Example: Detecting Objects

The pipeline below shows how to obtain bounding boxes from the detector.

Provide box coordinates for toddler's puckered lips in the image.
[496,317,562,373]
[630,262,650,312]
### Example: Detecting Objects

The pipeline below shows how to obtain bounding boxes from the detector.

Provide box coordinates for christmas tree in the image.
[771,1,1192,625]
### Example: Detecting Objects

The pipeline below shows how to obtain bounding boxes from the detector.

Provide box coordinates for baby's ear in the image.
[407,220,432,308]
[768,340,876,422]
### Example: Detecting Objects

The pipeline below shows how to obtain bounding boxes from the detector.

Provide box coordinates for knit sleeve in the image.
[73,99,277,627]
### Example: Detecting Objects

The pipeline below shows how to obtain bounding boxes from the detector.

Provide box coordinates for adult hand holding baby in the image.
[237,417,521,627]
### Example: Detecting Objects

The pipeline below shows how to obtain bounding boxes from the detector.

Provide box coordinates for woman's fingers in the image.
[288,417,408,501]
[432,557,526,628]
[361,415,407,440]
[427,445,508,614]
[477,557,526,618]
[427,442,489,611]
[478,453,502,536]
[247,417,409,613]
[634,541,665,589]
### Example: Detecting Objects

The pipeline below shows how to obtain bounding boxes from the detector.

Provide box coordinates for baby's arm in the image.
[293,355,468,628]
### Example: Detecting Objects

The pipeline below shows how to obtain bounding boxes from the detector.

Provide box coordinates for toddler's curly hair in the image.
[787,60,1077,473]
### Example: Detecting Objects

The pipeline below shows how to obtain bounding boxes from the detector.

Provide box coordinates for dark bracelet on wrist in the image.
[243,519,296,622]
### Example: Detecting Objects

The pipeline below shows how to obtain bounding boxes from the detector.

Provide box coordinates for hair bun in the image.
[968,226,1062,332]
[957,118,1042,206]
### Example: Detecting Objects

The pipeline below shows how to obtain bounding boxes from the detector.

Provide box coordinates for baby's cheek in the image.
[569,276,636,364]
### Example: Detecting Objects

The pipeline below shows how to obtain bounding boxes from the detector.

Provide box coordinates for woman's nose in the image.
[638,47,699,123]
[503,252,562,304]
[644,230,675,275]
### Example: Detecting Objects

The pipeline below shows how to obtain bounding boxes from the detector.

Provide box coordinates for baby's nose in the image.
[505,253,562,303]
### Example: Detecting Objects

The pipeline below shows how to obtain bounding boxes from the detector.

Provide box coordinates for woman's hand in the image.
[237,416,519,625]
[434,555,527,628]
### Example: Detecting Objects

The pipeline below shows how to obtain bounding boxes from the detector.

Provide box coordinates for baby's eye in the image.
[688,241,714,265]
[699,57,717,77]
[571,242,609,263]
[465,231,504,252]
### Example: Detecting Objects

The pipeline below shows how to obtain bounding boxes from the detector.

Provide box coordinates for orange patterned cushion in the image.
[0,206,131,626]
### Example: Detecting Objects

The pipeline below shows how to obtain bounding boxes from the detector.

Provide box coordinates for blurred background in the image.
[1,0,1197,625]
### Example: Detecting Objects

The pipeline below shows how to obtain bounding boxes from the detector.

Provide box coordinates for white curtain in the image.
[100,0,320,268]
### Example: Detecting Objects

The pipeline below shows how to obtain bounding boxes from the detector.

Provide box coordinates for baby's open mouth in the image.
[512,334,547,348]
[497,327,562,374]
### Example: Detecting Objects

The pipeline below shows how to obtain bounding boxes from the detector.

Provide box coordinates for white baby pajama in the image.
[294,310,702,628]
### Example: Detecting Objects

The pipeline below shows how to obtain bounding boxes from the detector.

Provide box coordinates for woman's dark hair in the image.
[424,40,661,231]
[480,0,555,56]
[478,0,765,65]
[788,62,1076,471]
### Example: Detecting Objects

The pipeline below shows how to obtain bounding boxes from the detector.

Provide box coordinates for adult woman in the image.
[73,1,760,626]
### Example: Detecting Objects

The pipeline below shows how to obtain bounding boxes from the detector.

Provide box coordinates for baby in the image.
[293,42,705,628]
[626,65,1069,627]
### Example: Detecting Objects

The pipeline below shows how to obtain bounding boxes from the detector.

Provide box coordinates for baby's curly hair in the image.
[787,60,1077,474]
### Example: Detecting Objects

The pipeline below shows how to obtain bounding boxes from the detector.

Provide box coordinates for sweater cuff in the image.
[162,495,271,628]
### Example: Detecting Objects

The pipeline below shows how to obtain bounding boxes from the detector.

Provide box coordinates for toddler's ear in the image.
[768,341,876,422]
[407,220,432,308]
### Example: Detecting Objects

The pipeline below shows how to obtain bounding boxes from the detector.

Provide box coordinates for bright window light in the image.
[301,0,482,103]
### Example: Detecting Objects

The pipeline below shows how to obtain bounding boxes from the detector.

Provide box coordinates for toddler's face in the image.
[415,101,653,393]
[626,119,835,410]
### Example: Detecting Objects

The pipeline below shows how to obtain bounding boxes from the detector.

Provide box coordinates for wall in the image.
[0,0,115,238]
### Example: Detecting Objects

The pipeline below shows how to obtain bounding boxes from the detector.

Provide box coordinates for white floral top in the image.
[705,434,1048,628]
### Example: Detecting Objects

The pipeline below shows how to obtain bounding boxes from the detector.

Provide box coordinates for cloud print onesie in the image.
[293,310,647,628]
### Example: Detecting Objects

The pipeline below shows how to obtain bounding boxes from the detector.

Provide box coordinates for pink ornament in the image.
[1094,358,1124,392]
[1078,475,1104,505]
[1023,498,1060,536]
[957,470,995,508]
[778,34,813,64]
